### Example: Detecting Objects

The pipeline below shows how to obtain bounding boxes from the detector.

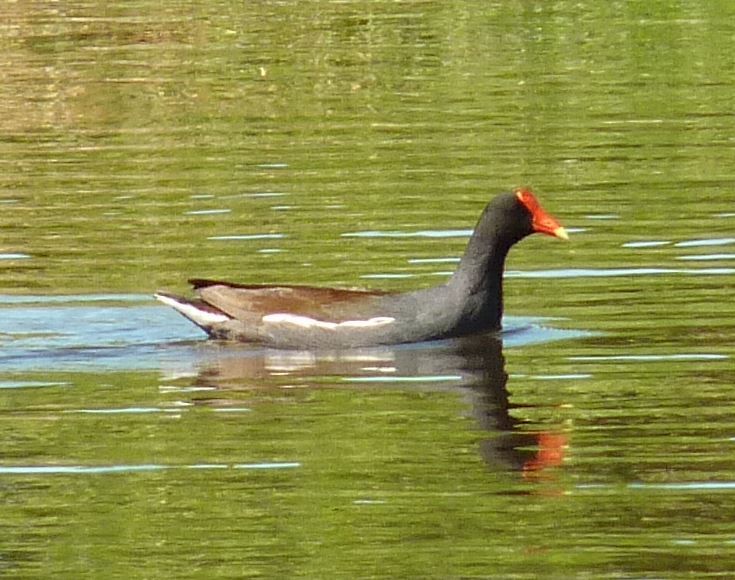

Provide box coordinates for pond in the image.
[1,1,735,577]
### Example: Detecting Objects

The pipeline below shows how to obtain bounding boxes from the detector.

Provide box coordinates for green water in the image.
[2,1,735,577]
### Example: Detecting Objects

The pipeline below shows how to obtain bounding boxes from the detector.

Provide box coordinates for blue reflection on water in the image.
[0,295,586,373]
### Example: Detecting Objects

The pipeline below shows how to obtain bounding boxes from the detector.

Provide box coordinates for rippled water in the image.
[2,1,735,577]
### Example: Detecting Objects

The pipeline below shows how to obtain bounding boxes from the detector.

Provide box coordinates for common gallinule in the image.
[155,188,567,348]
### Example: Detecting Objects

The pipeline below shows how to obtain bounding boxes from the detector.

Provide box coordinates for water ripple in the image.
[570,354,728,362]
[0,294,149,305]
[505,267,735,278]
[677,253,735,261]
[342,229,472,239]
[675,237,735,248]
[622,241,671,248]
[0,380,71,389]
[0,253,31,260]
[0,462,301,475]
[578,481,735,491]
[184,209,231,216]
[207,233,285,241]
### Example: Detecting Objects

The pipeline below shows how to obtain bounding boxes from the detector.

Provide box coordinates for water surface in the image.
[1,1,735,577]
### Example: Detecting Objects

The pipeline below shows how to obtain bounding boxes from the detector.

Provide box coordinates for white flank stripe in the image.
[262,313,395,331]
[155,294,230,324]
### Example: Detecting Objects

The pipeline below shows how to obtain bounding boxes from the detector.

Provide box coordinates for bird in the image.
[155,188,568,349]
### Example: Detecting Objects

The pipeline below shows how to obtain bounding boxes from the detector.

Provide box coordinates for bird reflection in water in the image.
[172,335,567,478]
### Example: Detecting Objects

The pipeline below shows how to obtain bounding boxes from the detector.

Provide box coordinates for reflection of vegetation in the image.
[3,1,730,131]
[0,1,733,301]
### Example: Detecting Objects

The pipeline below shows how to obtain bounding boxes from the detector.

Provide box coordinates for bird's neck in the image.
[446,232,512,331]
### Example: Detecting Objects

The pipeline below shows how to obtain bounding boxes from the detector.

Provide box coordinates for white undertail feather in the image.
[262,313,395,331]
[154,293,230,325]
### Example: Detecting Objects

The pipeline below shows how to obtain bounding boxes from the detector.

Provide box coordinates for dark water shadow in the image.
[171,334,567,477]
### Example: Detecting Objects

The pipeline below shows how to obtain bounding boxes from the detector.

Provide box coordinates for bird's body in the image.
[156,189,567,349]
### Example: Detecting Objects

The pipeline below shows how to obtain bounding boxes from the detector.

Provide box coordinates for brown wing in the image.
[190,279,391,322]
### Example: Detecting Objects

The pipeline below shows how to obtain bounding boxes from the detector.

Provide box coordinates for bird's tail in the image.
[154,291,230,333]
